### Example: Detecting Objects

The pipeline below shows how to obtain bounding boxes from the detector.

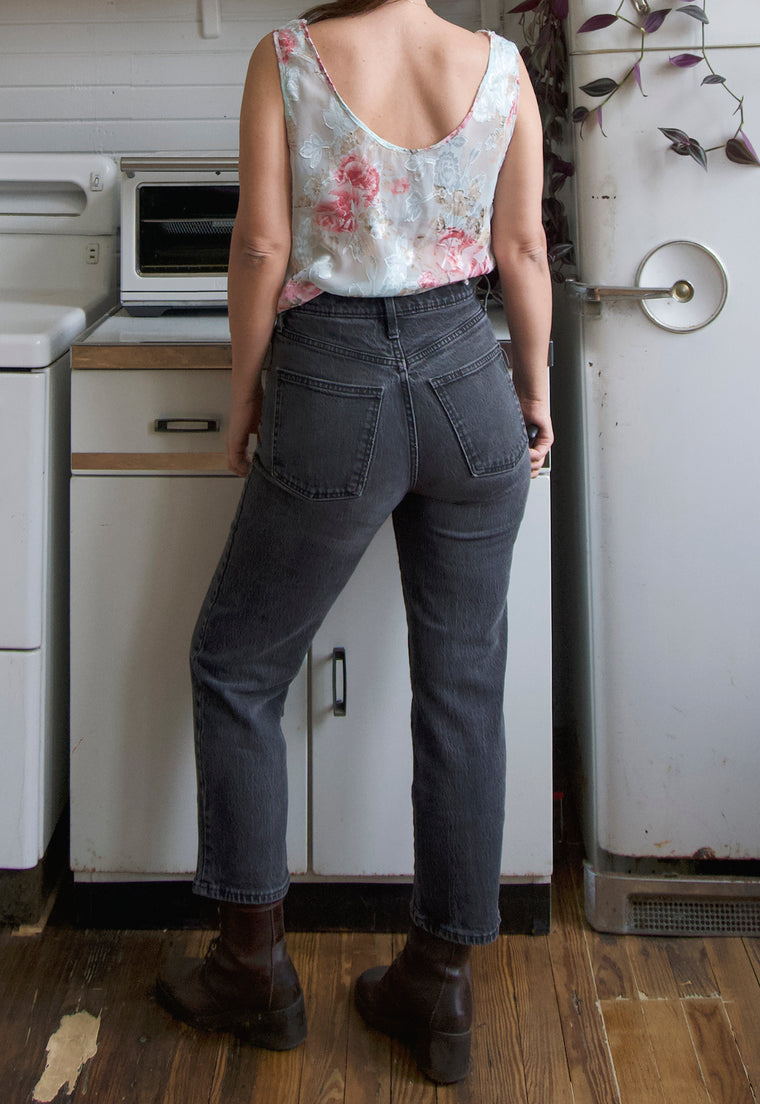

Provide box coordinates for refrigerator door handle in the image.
[566,279,694,304]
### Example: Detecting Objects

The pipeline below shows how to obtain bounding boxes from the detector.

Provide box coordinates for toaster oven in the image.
[120,156,239,315]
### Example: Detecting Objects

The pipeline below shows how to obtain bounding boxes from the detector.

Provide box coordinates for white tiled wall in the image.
[0,0,487,154]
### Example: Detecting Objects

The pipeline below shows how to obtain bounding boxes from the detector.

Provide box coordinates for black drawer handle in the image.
[332,647,347,717]
[154,418,220,433]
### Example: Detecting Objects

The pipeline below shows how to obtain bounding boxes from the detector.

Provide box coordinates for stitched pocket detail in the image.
[269,369,384,499]
[429,350,527,476]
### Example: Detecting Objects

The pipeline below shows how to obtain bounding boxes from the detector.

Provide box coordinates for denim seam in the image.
[276,325,398,366]
[405,306,483,367]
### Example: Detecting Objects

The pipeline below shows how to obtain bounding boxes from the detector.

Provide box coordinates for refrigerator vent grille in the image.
[629,895,760,936]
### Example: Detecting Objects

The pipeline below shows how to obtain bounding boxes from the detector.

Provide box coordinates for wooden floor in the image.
[2,845,760,1104]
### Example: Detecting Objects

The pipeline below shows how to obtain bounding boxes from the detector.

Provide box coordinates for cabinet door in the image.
[310,475,553,880]
[502,472,553,878]
[311,521,414,877]
[70,476,308,878]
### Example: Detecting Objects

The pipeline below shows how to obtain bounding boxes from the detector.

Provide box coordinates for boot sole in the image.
[354,980,471,1084]
[156,979,308,1051]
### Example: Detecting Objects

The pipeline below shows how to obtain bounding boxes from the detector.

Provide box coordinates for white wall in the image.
[0,0,486,155]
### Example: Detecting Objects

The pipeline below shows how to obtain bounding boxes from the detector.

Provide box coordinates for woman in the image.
[158,0,552,1084]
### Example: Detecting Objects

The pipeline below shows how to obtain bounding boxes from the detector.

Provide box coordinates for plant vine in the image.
[572,0,759,169]
[508,0,575,280]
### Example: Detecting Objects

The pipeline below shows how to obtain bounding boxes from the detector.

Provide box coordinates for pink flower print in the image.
[417,271,438,290]
[433,228,485,279]
[314,189,357,234]
[390,177,410,195]
[335,154,380,207]
[277,29,297,63]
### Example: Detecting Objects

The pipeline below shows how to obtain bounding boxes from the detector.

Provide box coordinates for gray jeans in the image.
[190,282,530,944]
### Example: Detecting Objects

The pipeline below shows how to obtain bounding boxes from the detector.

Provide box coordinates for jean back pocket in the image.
[269,368,384,500]
[428,350,527,477]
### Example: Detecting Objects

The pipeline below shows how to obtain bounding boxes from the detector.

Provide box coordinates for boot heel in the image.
[238,992,308,1051]
[414,1028,472,1084]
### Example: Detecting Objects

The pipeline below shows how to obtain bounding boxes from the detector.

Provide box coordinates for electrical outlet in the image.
[86,243,100,265]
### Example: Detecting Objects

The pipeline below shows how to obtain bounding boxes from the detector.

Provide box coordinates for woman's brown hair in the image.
[301,0,389,24]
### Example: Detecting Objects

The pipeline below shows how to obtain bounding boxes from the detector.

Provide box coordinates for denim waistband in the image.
[283,280,477,320]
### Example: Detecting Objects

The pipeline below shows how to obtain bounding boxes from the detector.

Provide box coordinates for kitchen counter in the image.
[72,308,231,370]
[78,307,231,345]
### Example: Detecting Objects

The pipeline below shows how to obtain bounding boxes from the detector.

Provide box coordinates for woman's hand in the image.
[227,386,263,476]
[519,397,553,477]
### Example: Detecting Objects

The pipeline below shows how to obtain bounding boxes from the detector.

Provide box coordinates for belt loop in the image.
[384,297,400,341]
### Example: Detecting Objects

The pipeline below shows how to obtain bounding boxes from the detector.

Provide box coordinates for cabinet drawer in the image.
[72,368,232,473]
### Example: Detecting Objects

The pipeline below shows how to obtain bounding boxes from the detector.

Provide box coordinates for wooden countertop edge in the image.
[71,344,232,370]
[72,452,232,473]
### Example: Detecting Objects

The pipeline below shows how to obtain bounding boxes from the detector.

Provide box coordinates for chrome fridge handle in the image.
[566,280,694,304]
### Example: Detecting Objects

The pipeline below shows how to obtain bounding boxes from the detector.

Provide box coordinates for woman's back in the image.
[306,5,492,151]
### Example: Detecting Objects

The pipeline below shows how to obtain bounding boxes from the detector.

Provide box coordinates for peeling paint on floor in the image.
[32,1010,101,1103]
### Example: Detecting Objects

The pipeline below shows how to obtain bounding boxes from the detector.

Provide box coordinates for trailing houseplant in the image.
[508,0,575,280]
[571,1,759,169]
[508,0,757,279]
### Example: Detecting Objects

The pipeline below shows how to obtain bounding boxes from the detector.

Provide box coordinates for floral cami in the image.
[272,19,520,313]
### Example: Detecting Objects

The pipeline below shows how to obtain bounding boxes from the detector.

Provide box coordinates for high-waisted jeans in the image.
[190,282,531,945]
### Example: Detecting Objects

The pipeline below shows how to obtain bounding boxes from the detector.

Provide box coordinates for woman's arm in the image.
[226,34,292,476]
[491,55,553,477]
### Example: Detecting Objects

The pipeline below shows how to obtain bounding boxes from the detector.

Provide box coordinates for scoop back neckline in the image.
[298,19,495,155]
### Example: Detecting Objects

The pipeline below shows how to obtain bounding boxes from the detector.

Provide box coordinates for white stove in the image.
[0,154,119,876]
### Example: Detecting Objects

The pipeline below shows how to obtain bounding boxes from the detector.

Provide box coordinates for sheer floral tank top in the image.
[272,20,520,312]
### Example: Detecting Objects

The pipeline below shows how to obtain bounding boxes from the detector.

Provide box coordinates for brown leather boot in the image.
[354,924,472,1083]
[156,900,307,1049]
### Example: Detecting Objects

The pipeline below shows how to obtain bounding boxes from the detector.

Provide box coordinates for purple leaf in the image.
[678,4,710,23]
[687,140,708,171]
[572,106,590,123]
[550,0,569,18]
[726,136,760,167]
[669,53,703,68]
[577,13,618,32]
[580,77,619,97]
[597,106,607,136]
[633,60,646,96]
[740,132,759,160]
[659,127,690,145]
[508,0,541,12]
[643,9,669,33]
[702,74,726,85]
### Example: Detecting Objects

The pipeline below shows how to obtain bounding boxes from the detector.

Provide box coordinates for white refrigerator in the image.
[555,1,760,933]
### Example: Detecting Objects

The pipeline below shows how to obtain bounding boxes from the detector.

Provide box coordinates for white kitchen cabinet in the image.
[311,472,553,881]
[70,336,551,894]
[70,473,309,878]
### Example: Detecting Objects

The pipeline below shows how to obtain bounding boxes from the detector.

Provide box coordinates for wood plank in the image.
[587,930,638,1000]
[510,934,574,1104]
[69,929,184,1104]
[345,932,393,1104]
[640,1001,710,1104]
[743,937,760,984]
[600,1000,665,1104]
[71,452,230,473]
[703,939,760,1098]
[682,998,755,1104]
[0,929,88,1104]
[298,931,351,1104]
[664,940,719,999]
[625,938,682,1000]
[71,344,231,370]
[459,937,528,1104]
[547,859,621,1104]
